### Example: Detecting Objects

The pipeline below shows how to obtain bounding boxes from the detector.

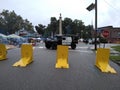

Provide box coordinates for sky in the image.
[0,0,120,28]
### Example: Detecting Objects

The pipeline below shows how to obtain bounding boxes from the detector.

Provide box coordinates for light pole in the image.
[94,0,97,50]
[86,0,97,50]
[81,30,83,39]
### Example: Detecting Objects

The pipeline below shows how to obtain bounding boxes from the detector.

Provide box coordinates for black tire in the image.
[45,43,51,49]
[51,43,57,50]
[71,43,76,49]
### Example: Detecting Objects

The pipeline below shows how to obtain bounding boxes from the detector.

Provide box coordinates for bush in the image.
[99,37,108,43]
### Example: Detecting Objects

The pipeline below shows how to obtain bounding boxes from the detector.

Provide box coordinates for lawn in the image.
[111,45,120,52]
[110,45,120,61]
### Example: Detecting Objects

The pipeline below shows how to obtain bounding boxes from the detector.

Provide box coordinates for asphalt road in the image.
[0,44,120,90]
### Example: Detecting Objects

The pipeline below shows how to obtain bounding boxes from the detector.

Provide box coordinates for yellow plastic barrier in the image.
[95,48,116,73]
[13,44,33,67]
[0,44,7,60]
[55,45,69,68]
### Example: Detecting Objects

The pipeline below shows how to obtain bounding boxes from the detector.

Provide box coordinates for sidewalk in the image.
[6,45,16,50]
[89,43,120,54]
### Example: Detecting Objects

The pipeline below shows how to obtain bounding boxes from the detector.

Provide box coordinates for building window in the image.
[118,32,120,36]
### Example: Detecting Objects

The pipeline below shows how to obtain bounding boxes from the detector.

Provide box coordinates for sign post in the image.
[102,30,109,48]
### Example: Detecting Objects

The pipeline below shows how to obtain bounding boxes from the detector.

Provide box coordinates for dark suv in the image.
[45,35,78,50]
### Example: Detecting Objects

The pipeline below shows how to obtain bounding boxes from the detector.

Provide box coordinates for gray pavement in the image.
[0,43,120,90]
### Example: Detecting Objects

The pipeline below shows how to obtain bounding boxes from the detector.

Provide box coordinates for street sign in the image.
[102,30,109,38]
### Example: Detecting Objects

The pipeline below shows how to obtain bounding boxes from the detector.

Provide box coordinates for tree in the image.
[0,9,34,34]
[49,17,58,36]
[71,19,85,35]
[36,16,92,39]
[23,19,34,33]
[35,24,46,36]
[63,18,72,34]
[83,25,93,39]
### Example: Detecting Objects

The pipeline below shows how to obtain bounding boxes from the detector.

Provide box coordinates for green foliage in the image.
[35,16,93,38]
[110,45,120,61]
[49,17,58,36]
[110,56,120,61]
[99,37,108,43]
[0,9,34,34]
[63,18,72,34]
[83,25,92,39]
[35,24,46,35]
[111,45,120,52]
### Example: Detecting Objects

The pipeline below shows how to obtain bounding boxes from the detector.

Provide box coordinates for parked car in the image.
[91,38,100,44]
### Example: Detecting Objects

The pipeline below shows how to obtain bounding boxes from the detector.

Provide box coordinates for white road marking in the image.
[38,47,45,48]
[70,49,93,53]
[35,46,93,53]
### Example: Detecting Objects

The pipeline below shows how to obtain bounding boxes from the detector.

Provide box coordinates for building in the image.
[98,26,120,43]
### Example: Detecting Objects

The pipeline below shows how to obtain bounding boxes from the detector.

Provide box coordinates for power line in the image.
[102,0,120,20]
[103,0,120,12]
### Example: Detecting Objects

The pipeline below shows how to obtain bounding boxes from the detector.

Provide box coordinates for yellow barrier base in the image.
[96,64,117,73]
[0,57,7,60]
[55,59,69,68]
[13,58,33,67]
[0,53,7,60]
[95,48,117,74]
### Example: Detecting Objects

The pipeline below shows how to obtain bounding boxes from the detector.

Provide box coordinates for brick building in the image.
[97,26,120,43]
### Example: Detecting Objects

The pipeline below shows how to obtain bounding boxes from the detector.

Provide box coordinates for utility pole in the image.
[86,0,97,50]
[94,0,97,50]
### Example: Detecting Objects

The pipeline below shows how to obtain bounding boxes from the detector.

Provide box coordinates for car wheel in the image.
[71,43,76,49]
